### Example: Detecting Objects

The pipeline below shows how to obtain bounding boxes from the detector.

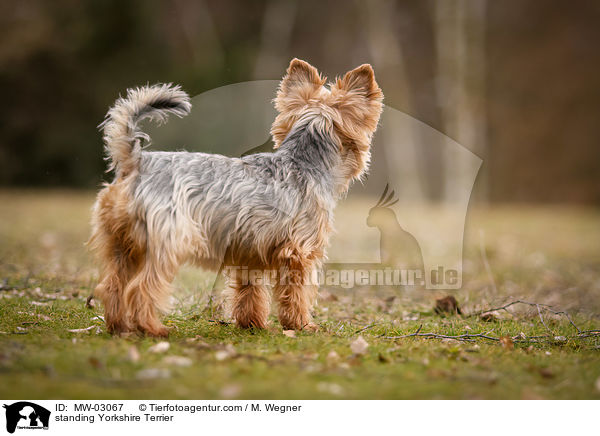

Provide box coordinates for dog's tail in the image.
[100,83,191,177]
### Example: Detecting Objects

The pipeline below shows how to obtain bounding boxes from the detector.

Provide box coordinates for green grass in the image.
[0,190,599,399]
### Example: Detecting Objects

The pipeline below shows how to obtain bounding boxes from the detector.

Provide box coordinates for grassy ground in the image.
[0,190,599,399]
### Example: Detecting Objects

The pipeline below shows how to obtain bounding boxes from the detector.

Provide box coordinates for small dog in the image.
[89,59,383,336]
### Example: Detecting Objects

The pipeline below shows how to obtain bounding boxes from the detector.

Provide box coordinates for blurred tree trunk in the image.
[361,0,426,201]
[393,0,445,202]
[165,0,224,80]
[435,0,487,203]
[253,0,297,79]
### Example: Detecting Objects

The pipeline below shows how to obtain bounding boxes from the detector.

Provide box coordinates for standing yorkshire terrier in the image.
[89,59,383,336]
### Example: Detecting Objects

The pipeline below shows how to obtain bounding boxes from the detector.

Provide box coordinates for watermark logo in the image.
[3,402,50,433]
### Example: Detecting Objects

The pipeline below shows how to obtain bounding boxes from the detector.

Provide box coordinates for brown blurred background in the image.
[1,0,599,203]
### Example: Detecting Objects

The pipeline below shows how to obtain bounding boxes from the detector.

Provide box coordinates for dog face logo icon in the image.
[3,402,50,433]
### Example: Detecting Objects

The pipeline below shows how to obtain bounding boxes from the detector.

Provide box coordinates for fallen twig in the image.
[355,322,381,334]
[466,299,582,334]
[208,319,231,325]
[382,328,600,345]
[536,304,552,334]
[383,326,500,343]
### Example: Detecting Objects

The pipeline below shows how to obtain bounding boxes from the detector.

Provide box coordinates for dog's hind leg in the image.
[89,182,149,335]
[93,249,139,334]
[94,257,131,334]
[91,225,143,335]
[93,226,175,337]
[122,256,177,337]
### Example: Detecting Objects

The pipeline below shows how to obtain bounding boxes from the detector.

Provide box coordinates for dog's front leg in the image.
[274,255,318,331]
[224,269,271,329]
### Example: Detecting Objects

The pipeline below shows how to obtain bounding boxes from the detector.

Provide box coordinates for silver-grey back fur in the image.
[134,115,339,268]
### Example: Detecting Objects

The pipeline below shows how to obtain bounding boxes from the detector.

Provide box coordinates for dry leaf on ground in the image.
[67,325,95,333]
[148,341,170,353]
[480,312,499,322]
[128,346,140,363]
[434,296,462,315]
[499,336,514,350]
[214,344,236,361]
[350,336,369,355]
[327,350,340,363]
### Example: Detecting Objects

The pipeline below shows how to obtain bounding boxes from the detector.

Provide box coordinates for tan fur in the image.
[89,176,173,337]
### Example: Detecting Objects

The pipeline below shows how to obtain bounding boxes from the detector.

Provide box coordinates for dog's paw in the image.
[302,322,320,332]
[141,324,170,338]
[151,326,170,338]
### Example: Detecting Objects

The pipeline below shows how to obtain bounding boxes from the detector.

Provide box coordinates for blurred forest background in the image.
[1,0,599,203]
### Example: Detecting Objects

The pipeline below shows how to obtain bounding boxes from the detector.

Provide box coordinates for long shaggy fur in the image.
[100,84,191,177]
[89,59,383,336]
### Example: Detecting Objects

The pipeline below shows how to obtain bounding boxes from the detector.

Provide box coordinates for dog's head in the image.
[271,58,383,185]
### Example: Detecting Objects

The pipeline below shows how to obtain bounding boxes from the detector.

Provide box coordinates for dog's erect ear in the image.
[275,59,326,110]
[333,64,382,102]
[281,59,325,93]
[329,63,383,165]
[271,59,327,145]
